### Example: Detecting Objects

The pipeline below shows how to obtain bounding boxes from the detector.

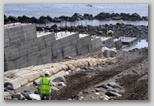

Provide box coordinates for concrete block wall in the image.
[4,24,103,71]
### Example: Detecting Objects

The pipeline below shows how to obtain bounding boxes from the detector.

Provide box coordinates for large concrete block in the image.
[7,26,25,44]
[14,55,28,69]
[23,24,37,41]
[31,39,39,52]
[31,37,45,51]
[19,40,33,57]
[4,28,10,48]
[4,45,20,61]
[62,46,72,57]
[27,52,38,66]
[5,61,16,71]
[91,38,102,52]
[71,46,77,56]
[115,40,122,50]
[70,33,79,40]
[60,36,71,46]
[71,40,78,46]
[51,39,62,50]
[42,54,52,64]
[43,33,56,47]
[37,37,45,50]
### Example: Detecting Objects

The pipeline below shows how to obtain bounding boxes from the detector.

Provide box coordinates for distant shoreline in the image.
[4,12,148,25]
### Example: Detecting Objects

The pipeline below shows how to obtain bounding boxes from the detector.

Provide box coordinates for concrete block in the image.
[4,28,10,47]
[91,38,102,52]
[61,41,71,48]
[110,51,116,57]
[43,33,56,47]
[71,40,78,46]
[27,52,38,66]
[23,24,37,41]
[37,37,45,50]
[5,61,16,71]
[7,26,25,44]
[71,46,77,56]
[31,39,39,52]
[70,33,79,40]
[104,50,110,58]
[19,40,33,57]
[4,45,20,61]
[115,40,122,50]
[51,39,62,50]
[14,55,28,69]
[60,36,71,44]
[62,46,72,57]
[42,54,52,64]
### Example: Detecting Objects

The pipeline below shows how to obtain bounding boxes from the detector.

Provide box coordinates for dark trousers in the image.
[40,94,51,100]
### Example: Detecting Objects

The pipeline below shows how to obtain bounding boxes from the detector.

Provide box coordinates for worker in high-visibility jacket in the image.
[39,71,52,100]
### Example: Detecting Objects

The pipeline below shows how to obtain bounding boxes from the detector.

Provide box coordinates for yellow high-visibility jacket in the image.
[39,77,51,95]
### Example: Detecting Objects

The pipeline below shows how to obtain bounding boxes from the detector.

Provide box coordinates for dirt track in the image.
[52,49,148,100]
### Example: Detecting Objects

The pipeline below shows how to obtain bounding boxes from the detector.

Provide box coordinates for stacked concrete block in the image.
[114,39,122,50]
[31,39,39,52]
[102,37,114,48]
[27,52,38,66]
[81,36,92,54]
[51,40,63,62]
[37,37,46,50]
[76,39,84,55]
[19,40,33,57]
[4,29,10,48]
[7,26,25,45]
[70,33,79,41]
[4,61,16,71]
[41,54,53,64]
[4,45,20,61]
[62,46,72,57]
[91,38,102,52]
[104,50,110,58]
[31,37,45,52]
[43,33,56,47]
[14,55,28,69]
[23,24,37,41]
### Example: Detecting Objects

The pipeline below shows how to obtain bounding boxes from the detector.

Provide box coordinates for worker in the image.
[106,30,114,36]
[91,35,95,39]
[39,71,52,100]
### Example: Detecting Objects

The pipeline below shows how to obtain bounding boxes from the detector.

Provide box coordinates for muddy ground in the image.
[52,48,148,100]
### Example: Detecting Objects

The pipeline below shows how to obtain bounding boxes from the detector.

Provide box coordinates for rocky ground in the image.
[52,47,148,100]
[4,47,148,100]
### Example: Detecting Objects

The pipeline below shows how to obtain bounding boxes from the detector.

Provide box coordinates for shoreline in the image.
[4,12,148,24]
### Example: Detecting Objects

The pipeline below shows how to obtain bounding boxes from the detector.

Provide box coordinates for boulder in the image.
[12,92,25,100]
[53,76,66,83]
[51,86,59,91]
[29,93,41,100]
[99,95,110,100]
[107,82,122,88]
[116,20,124,25]
[105,91,122,97]
[4,92,12,100]
[94,84,112,89]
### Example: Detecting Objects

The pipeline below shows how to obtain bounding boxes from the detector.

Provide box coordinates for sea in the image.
[4,4,148,26]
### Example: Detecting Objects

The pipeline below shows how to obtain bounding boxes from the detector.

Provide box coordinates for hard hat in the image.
[44,71,50,75]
